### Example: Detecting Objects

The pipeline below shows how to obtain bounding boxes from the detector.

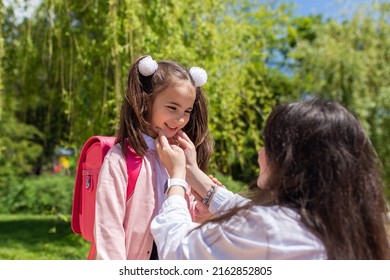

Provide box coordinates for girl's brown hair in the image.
[116,55,213,171]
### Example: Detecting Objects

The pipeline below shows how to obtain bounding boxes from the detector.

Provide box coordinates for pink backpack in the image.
[71,136,142,260]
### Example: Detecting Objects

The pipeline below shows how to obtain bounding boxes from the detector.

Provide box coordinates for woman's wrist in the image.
[165,178,188,196]
[171,173,186,180]
[185,167,212,197]
[170,166,186,180]
[202,185,219,205]
[166,185,186,196]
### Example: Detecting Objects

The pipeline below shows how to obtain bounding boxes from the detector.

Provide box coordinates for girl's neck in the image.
[143,129,157,139]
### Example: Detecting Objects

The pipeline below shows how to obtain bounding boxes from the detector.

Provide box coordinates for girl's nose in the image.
[176,114,186,125]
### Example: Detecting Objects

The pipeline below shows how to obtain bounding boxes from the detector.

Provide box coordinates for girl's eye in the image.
[167,106,176,111]
[185,110,192,115]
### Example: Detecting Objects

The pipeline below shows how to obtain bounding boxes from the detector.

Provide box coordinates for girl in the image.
[152,98,390,259]
[94,55,213,259]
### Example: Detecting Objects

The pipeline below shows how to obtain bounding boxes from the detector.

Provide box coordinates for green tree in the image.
[0,0,4,121]
[291,2,390,197]
[2,0,295,180]
[10,0,386,191]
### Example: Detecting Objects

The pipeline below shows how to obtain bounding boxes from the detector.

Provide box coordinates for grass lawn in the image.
[1,212,388,260]
[0,173,248,260]
[0,214,90,260]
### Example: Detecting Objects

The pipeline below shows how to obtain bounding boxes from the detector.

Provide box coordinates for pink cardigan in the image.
[94,140,209,260]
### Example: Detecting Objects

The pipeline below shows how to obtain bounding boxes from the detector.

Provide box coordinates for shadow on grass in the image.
[0,215,90,260]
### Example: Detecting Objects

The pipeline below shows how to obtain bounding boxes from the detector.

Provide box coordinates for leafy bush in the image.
[0,175,74,215]
[0,171,251,215]
[214,172,250,195]
[0,116,43,176]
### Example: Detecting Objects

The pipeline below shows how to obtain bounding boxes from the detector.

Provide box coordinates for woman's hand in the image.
[155,129,186,179]
[174,130,198,168]
[209,175,223,187]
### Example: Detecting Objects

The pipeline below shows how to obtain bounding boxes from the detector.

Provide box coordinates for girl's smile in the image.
[148,81,196,139]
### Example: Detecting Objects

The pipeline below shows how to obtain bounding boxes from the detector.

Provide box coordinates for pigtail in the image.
[117,56,153,156]
[183,87,214,172]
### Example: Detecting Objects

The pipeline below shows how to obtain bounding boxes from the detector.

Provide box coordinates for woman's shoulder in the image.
[249,205,300,225]
[246,205,322,243]
[223,205,301,236]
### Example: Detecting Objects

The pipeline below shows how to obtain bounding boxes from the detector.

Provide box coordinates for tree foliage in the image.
[0,0,389,200]
[290,2,390,195]
[1,0,295,178]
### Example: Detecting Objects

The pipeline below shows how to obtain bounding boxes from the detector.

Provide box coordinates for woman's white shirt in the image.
[151,187,326,260]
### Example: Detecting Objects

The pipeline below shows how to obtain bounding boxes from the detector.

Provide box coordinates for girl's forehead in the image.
[158,81,196,100]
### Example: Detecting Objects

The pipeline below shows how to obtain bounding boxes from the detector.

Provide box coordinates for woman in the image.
[151,98,390,259]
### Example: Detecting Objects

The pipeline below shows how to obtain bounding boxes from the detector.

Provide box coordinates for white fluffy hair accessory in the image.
[189,66,208,87]
[138,55,158,76]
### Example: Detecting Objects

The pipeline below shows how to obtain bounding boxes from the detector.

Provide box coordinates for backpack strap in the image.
[88,145,142,260]
[87,243,97,260]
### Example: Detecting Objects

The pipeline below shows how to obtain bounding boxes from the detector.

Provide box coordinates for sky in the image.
[3,0,41,21]
[289,0,376,19]
[4,0,377,21]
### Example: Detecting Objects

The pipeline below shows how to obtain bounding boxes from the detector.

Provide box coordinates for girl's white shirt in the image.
[151,187,327,260]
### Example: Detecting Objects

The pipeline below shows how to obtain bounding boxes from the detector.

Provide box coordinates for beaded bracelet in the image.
[202,185,218,206]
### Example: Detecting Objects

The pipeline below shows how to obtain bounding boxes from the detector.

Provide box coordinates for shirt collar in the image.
[143,134,156,151]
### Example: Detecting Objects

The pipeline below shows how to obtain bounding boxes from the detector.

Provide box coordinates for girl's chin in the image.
[164,132,177,139]
[151,128,177,139]
[162,127,179,137]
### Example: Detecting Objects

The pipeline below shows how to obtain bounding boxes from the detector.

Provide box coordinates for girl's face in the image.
[148,80,196,139]
[257,148,269,189]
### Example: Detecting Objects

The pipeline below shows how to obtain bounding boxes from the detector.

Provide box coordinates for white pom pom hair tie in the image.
[138,55,207,87]
[189,66,208,87]
[138,55,158,76]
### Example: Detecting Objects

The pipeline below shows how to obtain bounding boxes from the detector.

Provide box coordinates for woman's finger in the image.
[176,131,195,150]
[177,130,191,142]
[156,129,171,149]
[168,138,179,146]
[208,175,225,188]
[176,135,190,149]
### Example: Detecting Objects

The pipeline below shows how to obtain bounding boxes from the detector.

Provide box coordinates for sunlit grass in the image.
[1,209,388,260]
[0,214,90,260]
[0,174,248,260]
